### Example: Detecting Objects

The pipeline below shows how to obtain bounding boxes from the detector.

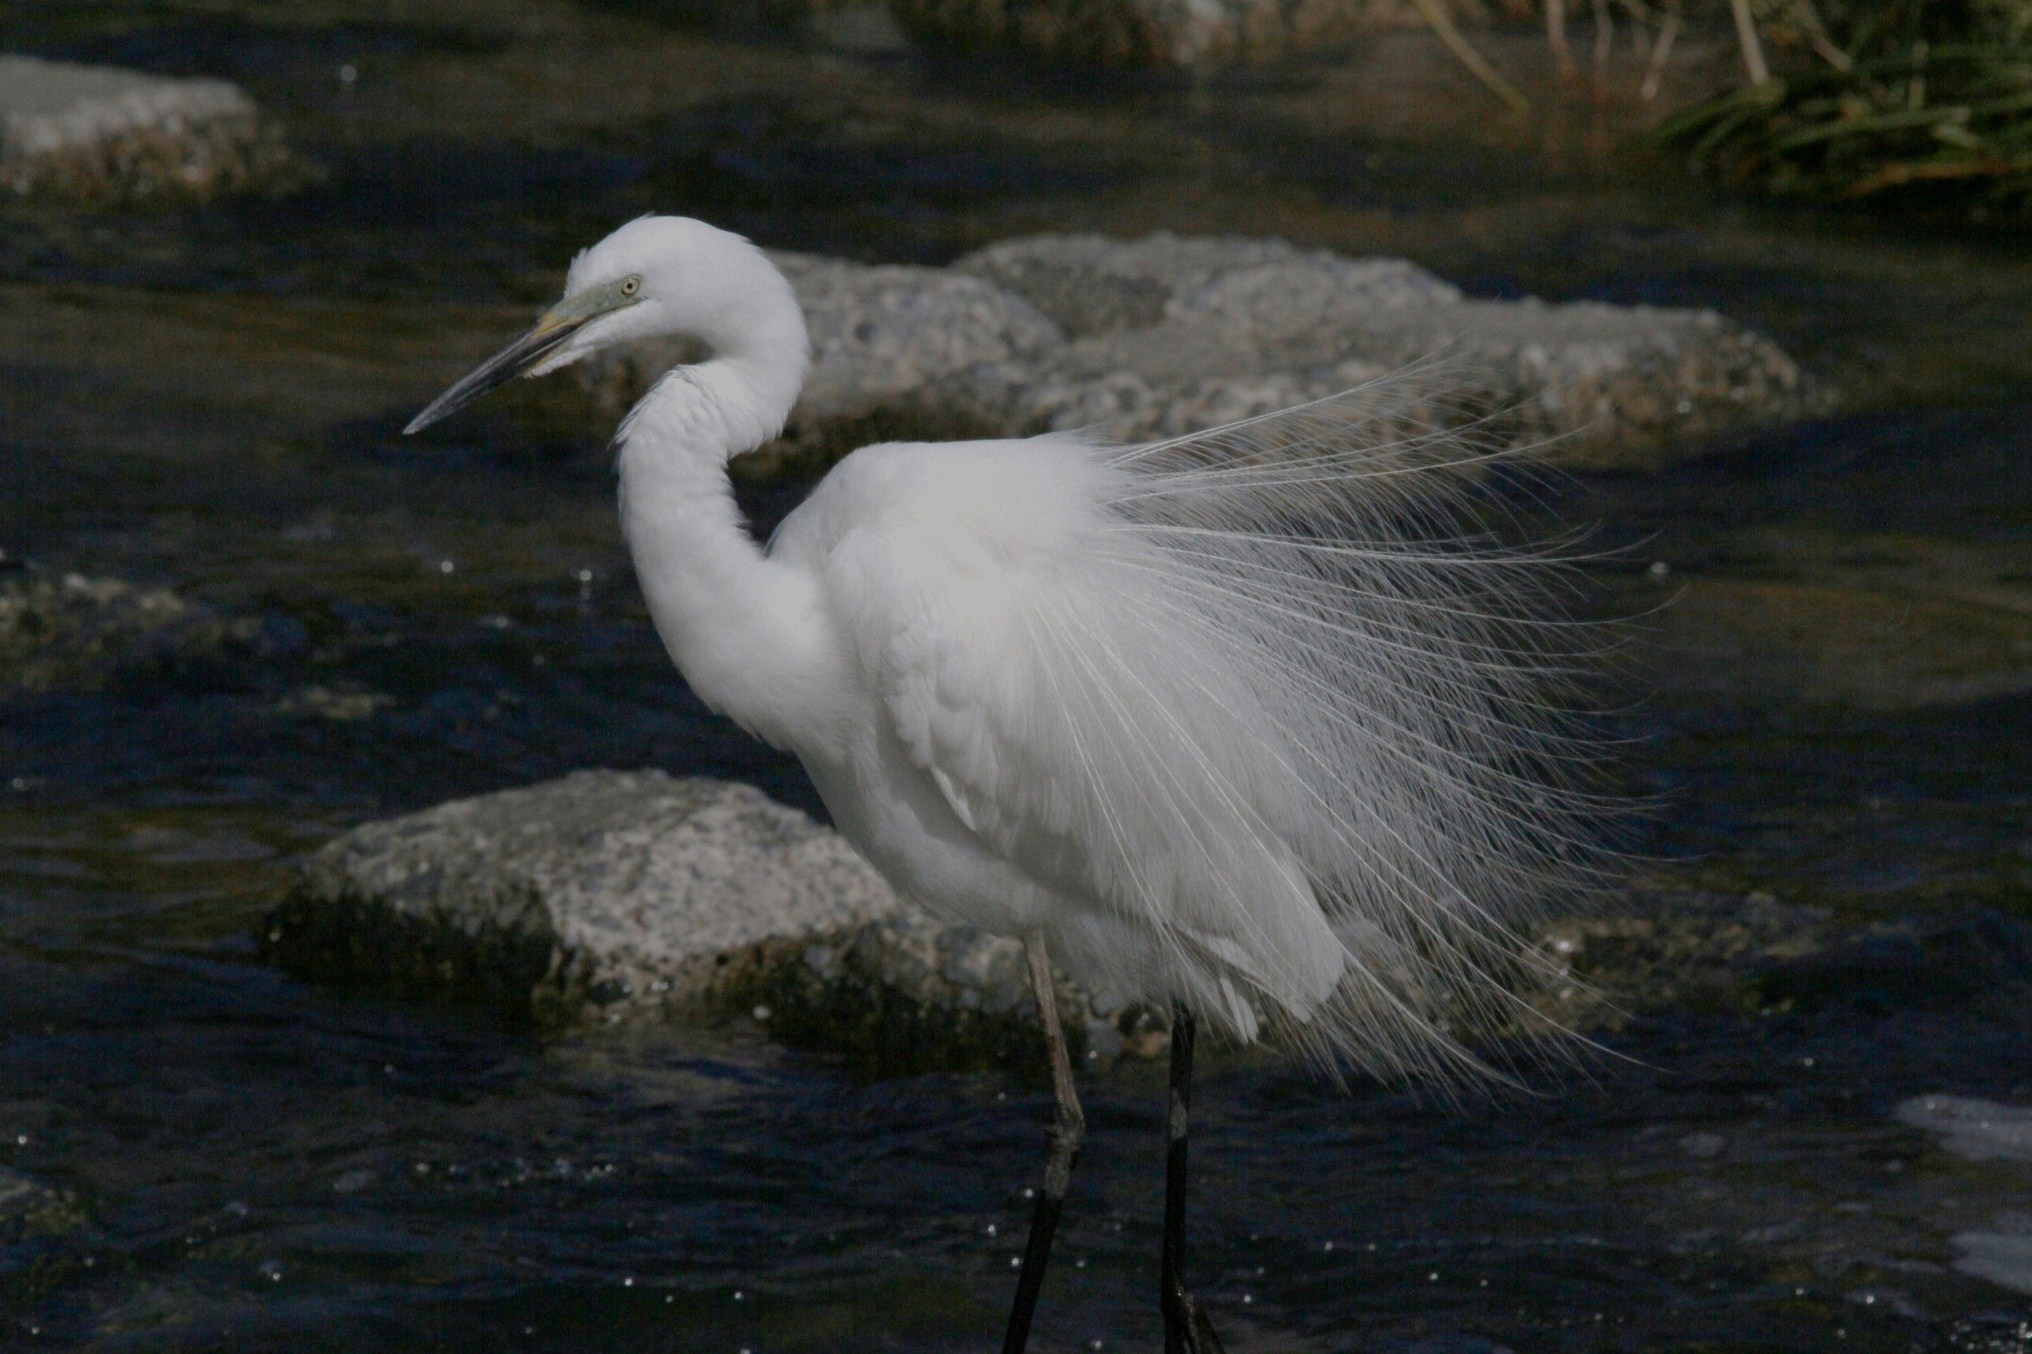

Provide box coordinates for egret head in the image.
[404,216,797,435]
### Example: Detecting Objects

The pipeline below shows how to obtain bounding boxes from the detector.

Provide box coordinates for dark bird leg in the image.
[1162,1004,1226,1354]
[1001,932,1086,1354]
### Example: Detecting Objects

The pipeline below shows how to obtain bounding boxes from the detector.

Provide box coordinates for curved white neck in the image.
[614,342,838,754]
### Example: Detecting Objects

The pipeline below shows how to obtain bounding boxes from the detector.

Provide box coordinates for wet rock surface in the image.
[272,768,2032,1075]
[946,233,1808,465]
[0,567,284,693]
[0,55,302,205]
[268,770,1140,1071]
[0,1166,82,1239]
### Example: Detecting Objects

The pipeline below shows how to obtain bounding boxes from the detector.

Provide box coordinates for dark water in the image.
[5,8,2032,1351]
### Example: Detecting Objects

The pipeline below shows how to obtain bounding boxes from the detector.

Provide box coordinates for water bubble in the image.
[1648,560,1671,579]
[732,1290,744,1301]
[986,1223,998,1236]
[623,1276,635,1287]
[751,1005,771,1022]
[1241,1294,1253,1305]
[1428,1271,1439,1281]
[438,559,455,574]
[1011,1256,1021,1267]
[338,63,358,85]
[260,1259,284,1282]
[1324,1241,1334,1251]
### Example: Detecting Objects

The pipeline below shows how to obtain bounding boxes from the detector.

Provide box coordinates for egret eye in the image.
[621,276,640,296]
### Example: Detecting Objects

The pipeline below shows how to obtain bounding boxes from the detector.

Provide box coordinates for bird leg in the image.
[1162,1004,1226,1354]
[1001,932,1086,1354]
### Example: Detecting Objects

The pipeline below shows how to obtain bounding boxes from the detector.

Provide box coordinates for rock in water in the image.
[0,1166,83,1238]
[949,233,1808,469]
[0,568,286,693]
[0,55,302,205]
[267,772,1148,1071]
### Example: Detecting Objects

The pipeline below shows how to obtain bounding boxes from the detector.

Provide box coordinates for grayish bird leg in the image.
[1001,931,1086,1354]
[1163,1004,1226,1354]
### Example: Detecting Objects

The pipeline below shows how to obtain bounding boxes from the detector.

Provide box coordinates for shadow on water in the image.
[4,3,2032,1349]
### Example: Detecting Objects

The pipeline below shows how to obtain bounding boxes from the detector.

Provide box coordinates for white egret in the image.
[407,215,1603,1353]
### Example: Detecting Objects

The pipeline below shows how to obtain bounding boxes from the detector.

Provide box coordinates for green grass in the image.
[1654,0,2032,209]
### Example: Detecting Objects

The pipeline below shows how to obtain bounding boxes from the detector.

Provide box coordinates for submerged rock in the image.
[1897,1096,2032,1164]
[0,55,304,205]
[0,1166,83,1238]
[0,568,284,693]
[1952,1233,2032,1297]
[266,771,1145,1071]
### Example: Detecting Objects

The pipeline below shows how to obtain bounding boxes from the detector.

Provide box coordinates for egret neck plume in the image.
[402,214,1609,1354]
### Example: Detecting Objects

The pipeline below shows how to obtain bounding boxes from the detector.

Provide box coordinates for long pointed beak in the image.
[404,280,639,434]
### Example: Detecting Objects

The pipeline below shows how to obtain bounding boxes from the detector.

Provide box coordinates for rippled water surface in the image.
[5,6,2032,1350]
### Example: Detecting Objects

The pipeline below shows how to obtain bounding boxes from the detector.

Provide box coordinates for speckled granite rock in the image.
[265,771,1150,1071]
[0,55,303,205]
[953,233,1460,336]
[946,234,1808,468]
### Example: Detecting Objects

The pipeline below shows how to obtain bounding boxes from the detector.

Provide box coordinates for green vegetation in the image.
[1655,0,2032,208]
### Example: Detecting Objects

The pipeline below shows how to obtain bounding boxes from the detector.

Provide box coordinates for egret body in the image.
[409,216,1600,1353]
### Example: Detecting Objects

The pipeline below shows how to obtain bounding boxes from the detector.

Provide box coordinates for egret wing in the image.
[818,438,1350,1025]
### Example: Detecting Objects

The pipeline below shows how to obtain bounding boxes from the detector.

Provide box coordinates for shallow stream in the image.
[4,5,2032,1350]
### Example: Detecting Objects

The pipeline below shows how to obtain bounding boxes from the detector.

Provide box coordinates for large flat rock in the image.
[574,232,1811,473]
[267,771,1154,1072]
[268,777,2022,1073]
[947,234,1810,469]
[0,55,302,205]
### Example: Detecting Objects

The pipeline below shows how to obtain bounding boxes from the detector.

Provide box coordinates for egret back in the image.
[779,378,1611,1084]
